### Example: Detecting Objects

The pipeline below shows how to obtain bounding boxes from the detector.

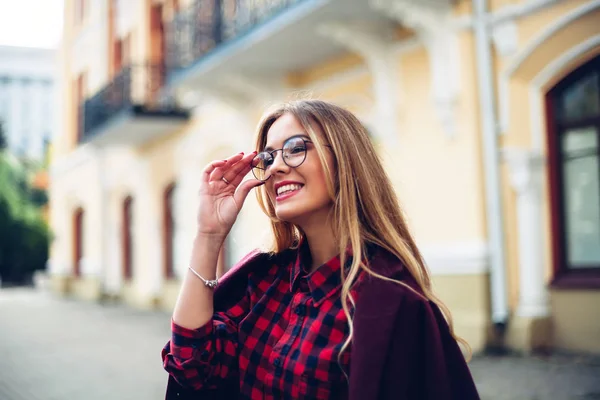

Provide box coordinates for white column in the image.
[96,148,109,291]
[370,0,460,138]
[317,22,399,145]
[134,158,163,297]
[47,194,72,276]
[104,207,123,295]
[504,149,549,318]
[173,162,200,280]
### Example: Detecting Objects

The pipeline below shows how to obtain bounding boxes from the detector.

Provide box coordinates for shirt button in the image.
[295,305,305,315]
[273,358,281,367]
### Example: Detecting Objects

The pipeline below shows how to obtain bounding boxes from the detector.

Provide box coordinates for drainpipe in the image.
[472,0,509,328]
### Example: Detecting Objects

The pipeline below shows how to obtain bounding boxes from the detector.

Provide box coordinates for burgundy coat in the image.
[164,248,480,399]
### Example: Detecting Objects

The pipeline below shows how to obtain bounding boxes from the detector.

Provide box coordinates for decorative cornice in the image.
[492,19,519,58]
[196,73,284,118]
[506,0,600,78]
[490,0,563,26]
[370,0,454,33]
[370,0,460,138]
[502,148,545,194]
[317,21,399,145]
[317,21,397,59]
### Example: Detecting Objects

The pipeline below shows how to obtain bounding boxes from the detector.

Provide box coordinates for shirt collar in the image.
[290,239,355,306]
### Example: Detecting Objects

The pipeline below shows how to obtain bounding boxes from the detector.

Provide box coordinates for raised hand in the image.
[196,151,263,239]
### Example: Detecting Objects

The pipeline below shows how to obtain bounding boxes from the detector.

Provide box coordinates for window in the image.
[122,196,134,281]
[122,33,132,67]
[547,54,600,288]
[113,33,132,73]
[73,208,84,278]
[163,183,176,279]
[73,72,86,143]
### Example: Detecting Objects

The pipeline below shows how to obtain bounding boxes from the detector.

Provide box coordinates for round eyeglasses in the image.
[251,135,328,182]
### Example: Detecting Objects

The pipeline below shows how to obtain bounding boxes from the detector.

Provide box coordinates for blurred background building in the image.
[48,0,600,356]
[0,45,55,161]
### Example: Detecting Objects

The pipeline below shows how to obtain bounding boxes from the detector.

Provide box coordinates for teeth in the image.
[277,184,303,196]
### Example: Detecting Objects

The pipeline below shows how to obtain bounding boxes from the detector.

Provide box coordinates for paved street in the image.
[1,288,599,400]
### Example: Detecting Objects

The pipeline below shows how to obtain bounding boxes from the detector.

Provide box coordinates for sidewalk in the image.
[0,288,599,400]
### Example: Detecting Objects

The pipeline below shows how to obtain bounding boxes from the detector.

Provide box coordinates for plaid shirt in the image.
[162,244,358,399]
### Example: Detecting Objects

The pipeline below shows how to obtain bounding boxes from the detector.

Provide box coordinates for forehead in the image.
[265,113,306,148]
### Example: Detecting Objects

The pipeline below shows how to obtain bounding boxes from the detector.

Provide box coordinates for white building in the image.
[0,45,56,161]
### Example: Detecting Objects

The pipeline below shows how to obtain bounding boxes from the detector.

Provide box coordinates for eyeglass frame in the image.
[251,134,332,182]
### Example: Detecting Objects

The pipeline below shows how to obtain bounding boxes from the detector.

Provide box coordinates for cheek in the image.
[266,184,275,202]
[308,166,331,198]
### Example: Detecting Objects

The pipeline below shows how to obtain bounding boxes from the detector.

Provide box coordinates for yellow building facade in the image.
[49,0,600,354]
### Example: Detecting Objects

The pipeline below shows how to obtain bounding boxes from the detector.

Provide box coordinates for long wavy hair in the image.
[253,100,471,376]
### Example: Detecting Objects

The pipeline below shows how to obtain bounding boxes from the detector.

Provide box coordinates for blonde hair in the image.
[254,100,471,377]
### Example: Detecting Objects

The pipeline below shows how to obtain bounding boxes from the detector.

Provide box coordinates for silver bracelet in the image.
[188,266,219,288]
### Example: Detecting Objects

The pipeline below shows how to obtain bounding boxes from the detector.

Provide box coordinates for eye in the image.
[255,152,273,168]
[284,138,306,155]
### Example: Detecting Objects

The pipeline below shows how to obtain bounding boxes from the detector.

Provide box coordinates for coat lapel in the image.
[349,250,404,400]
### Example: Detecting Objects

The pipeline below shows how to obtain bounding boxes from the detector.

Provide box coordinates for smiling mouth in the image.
[276,183,304,196]
[275,184,304,202]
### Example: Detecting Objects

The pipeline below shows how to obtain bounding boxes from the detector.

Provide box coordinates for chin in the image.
[274,207,306,224]
[274,202,333,226]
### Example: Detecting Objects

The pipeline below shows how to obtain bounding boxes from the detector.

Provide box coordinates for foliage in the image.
[0,122,50,285]
[0,121,6,150]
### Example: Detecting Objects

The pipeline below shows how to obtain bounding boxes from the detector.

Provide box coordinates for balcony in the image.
[80,64,190,146]
[165,0,395,93]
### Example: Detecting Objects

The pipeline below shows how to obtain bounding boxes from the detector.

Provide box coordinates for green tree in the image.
[0,121,6,150]
[0,121,50,286]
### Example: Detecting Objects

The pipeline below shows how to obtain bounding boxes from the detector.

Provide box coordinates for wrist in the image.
[194,231,226,247]
[189,233,224,276]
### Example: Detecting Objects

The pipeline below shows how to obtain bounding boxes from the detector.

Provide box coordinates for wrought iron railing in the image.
[81,63,184,142]
[166,0,306,77]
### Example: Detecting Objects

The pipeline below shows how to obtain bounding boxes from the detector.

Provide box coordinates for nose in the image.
[269,150,290,177]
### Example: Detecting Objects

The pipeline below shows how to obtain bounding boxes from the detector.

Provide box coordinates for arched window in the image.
[122,196,134,281]
[163,182,176,279]
[547,54,600,287]
[73,207,84,278]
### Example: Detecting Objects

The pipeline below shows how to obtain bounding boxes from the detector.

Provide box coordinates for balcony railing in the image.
[80,63,187,143]
[166,0,307,78]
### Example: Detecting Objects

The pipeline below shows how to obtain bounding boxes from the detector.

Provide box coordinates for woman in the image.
[162,100,480,399]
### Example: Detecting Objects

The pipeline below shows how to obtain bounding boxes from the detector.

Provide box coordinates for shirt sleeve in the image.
[161,290,251,391]
[381,297,480,400]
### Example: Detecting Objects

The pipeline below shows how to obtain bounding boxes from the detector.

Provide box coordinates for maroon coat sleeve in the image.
[379,296,480,400]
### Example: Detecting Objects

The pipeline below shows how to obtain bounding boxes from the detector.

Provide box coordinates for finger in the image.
[234,179,265,207]
[208,153,244,182]
[228,152,257,186]
[202,159,227,183]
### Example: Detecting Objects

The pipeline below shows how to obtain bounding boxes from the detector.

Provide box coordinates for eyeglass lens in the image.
[251,137,307,181]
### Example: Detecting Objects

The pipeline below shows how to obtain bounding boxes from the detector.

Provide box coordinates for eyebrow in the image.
[263,134,311,152]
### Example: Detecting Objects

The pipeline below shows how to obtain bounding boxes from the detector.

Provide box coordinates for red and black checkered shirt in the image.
[162,244,357,399]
